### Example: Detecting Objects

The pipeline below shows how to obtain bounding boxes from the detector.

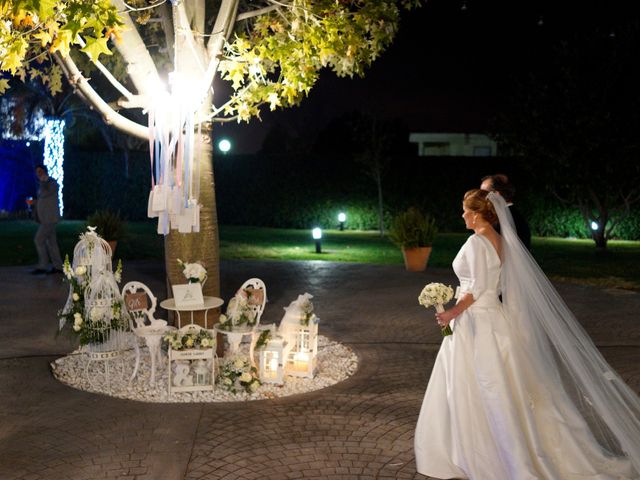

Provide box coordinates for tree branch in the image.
[236,5,279,21]
[110,0,162,98]
[76,36,134,102]
[158,1,175,65]
[54,53,149,140]
[204,0,240,92]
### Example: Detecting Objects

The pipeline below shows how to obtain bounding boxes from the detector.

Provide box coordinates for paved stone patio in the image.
[1,259,638,479]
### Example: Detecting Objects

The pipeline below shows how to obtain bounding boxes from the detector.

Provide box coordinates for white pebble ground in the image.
[51,335,358,403]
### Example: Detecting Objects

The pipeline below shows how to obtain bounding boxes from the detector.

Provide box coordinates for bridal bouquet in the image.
[418,283,454,336]
[177,259,207,284]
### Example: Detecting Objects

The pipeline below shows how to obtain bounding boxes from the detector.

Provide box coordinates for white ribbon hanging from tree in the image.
[146,83,200,235]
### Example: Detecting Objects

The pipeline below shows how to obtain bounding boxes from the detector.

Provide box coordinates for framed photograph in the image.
[172,283,204,308]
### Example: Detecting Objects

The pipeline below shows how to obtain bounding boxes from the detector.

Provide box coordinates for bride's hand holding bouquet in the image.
[418,283,455,336]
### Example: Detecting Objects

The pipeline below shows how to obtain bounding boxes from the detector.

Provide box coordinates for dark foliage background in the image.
[6,143,638,241]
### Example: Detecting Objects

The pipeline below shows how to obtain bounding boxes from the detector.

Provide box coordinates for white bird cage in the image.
[83,271,129,352]
[72,227,113,277]
[258,335,288,385]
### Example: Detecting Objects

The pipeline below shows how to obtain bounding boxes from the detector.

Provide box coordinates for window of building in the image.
[473,146,492,156]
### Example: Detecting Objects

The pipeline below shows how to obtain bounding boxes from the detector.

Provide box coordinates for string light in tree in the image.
[42,118,66,216]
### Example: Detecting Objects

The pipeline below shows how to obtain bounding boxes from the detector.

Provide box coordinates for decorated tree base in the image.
[51,335,357,403]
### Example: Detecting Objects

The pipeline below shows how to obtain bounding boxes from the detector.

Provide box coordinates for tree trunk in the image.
[376,171,384,237]
[165,131,221,326]
[592,227,608,250]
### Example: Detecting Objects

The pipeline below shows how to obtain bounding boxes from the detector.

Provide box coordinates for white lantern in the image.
[193,359,210,386]
[284,317,318,379]
[259,337,287,385]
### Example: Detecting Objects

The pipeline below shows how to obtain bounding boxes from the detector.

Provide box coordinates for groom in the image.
[480,174,531,250]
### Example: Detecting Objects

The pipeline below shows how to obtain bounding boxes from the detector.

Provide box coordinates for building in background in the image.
[409,133,497,157]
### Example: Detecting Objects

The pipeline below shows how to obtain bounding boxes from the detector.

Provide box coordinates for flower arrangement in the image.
[217,292,257,331]
[58,255,126,345]
[177,259,207,284]
[254,329,272,350]
[218,355,260,394]
[163,329,214,350]
[299,295,315,326]
[418,282,455,336]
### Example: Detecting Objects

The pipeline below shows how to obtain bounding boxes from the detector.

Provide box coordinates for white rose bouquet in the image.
[177,259,207,284]
[418,283,455,336]
[217,293,256,331]
[218,355,260,394]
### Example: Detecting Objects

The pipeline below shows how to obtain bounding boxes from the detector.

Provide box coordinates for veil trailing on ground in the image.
[488,192,640,472]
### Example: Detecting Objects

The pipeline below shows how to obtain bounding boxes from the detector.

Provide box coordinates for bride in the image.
[414,189,640,479]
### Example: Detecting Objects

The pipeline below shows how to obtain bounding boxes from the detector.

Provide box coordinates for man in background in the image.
[480,174,532,250]
[32,164,63,274]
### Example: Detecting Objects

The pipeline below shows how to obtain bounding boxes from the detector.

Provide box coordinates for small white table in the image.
[159,296,224,329]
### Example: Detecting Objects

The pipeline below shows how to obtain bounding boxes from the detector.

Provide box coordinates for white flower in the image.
[219,314,228,324]
[73,316,83,327]
[201,338,210,348]
[73,324,81,332]
[185,337,194,347]
[90,308,102,322]
[249,381,259,392]
[233,358,245,370]
[223,378,232,385]
[181,262,207,282]
[418,283,454,308]
[73,312,82,322]
[72,293,80,302]
[75,266,86,276]
[239,372,252,383]
[114,271,121,283]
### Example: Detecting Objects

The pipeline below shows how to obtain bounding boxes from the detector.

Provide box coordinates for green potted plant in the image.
[388,207,438,271]
[87,209,126,254]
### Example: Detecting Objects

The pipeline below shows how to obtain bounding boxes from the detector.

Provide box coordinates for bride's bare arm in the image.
[436,293,474,326]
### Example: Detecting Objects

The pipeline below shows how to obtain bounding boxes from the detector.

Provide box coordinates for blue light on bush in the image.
[43,118,65,216]
[591,221,599,231]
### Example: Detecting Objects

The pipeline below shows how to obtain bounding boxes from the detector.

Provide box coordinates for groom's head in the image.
[480,174,516,203]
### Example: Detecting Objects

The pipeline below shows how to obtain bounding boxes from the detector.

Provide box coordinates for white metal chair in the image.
[121,281,171,385]
[240,278,267,364]
[239,277,267,327]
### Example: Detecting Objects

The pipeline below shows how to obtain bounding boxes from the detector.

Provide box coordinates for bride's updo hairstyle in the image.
[463,189,498,225]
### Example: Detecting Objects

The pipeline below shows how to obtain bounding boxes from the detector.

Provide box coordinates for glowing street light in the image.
[338,212,346,231]
[312,228,322,253]
[218,138,231,154]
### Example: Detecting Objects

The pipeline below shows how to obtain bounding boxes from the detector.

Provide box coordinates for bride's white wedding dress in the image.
[414,228,639,479]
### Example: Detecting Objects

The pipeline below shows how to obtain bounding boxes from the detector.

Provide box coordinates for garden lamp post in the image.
[338,212,346,231]
[218,138,231,154]
[312,228,322,254]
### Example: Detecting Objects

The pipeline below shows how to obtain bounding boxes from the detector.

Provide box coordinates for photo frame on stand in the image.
[172,283,204,308]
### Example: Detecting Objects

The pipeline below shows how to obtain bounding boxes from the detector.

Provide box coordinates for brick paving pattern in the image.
[0,260,638,479]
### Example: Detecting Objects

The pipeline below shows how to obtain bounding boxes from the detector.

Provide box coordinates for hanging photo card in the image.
[172,283,204,308]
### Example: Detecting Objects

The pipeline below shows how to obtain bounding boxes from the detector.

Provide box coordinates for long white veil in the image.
[488,192,640,471]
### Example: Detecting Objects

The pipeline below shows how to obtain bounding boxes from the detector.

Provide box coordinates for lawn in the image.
[2,220,639,289]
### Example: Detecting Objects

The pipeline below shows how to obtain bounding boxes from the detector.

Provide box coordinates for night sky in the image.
[213,0,638,154]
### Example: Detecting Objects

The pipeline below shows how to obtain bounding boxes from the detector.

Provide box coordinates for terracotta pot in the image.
[107,240,118,255]
[402,246,432,271]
